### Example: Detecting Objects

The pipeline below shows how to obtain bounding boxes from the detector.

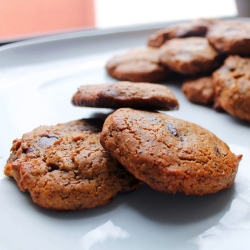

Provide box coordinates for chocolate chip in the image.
[38,134,59,147]
[137,150,143,155]
[166,123,178,137]
[24,147,35,154]
[166,123,185,141]
[214,146,221,156]
[47,163,59,172]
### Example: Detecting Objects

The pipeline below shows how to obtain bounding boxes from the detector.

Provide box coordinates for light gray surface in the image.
[0,22,250,250]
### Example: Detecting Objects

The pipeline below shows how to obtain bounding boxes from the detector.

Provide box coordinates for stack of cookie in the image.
[4,18,244,212]
[4,80,180,211]
[4,79,242,211]
[106,18,250,123]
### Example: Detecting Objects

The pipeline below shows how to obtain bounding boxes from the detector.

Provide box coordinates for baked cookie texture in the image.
[100,108,242,196]
[105,47,170,82]
[182,77,214,105]
[72,81,179,111]
[207,20,250,55]
[4,119,142,211]
[212,55,250,122]
[159,37,220,75]
[148,18,219,48]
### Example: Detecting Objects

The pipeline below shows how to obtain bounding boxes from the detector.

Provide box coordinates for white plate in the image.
[0,21,250,250]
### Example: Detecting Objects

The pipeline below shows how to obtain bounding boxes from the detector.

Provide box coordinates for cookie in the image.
[207,20,250,55]
[105,47,170,82]
[100,108,242,195]
[72,81,179,111]
[212,55,250,122]
[159,37,220,75]
[182,76,214,105]
[4,119,142,211]
[148,18,219,48]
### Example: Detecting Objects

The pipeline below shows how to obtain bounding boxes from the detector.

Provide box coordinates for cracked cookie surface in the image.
[100,108,242,195]
[72,81,179,110]
[4,119,141,211]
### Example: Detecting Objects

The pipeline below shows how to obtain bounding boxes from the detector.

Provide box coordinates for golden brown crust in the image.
[4,119,142,211]
[182,76,214,105]
[159,37,220,75]
[72,81,179,111]
[100,108,242,195]
[212,55,250,122]
[105,48,170,82]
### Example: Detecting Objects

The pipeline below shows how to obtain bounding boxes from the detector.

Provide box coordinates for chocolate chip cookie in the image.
[207,20,250,55]
[4,119,142,211]
[182,76,214,105]
[148,18,219,48]
[105,47,170,82]
[159,37,220,75]
[100,108,242,195]
[72,81,179,111]
[212,55,250,122]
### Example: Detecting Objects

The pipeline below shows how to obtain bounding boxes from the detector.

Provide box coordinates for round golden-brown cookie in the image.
[159,37,220,75]
[72,81,179,111]
[207,20,250,55]
[100,108,242,195]
[148,18,219,48]
[182,76,214,105]
[105,47,170,82]
[4,119,142,211]
[212,55,250,122]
